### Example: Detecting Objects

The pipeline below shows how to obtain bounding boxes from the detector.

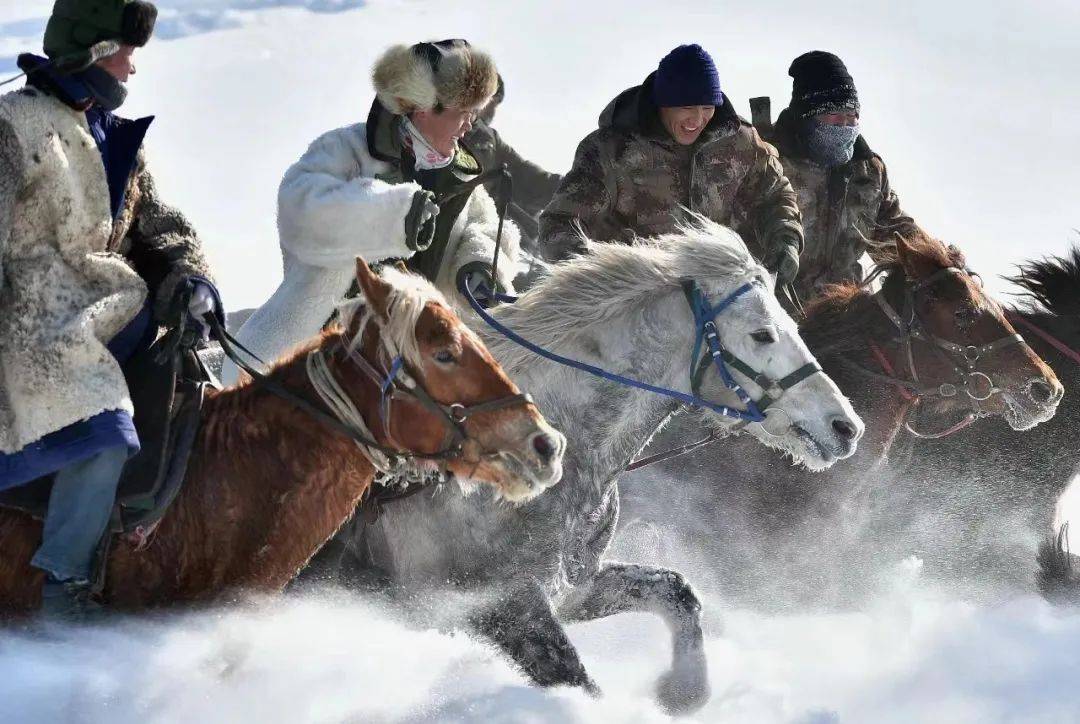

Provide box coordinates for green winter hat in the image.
[43,0,158,60]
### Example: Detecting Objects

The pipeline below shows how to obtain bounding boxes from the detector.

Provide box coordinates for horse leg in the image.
[556,562,709,714]
[468,577,599,695]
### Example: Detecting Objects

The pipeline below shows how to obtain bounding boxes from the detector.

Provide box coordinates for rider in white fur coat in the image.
[224,40,521,385]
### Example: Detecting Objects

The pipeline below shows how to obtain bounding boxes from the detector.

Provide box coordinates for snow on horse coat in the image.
[0,63,212,485]
[224,108,522,386]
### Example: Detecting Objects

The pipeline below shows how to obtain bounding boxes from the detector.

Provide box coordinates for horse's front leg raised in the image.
[468,576,600,695]
[556,562,709,714]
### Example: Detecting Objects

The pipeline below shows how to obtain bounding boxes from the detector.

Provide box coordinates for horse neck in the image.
[805,284,913,462]
[128,334,381,600]
[497,291,690,492]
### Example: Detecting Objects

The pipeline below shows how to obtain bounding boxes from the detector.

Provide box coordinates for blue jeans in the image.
[30,445,127,583]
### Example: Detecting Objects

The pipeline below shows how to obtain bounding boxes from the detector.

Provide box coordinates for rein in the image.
[1006,312,1080,368]
[461,276,825,470]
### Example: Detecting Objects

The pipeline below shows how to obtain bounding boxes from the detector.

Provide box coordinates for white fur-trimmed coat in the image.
[0,87,212,454]
[223,122,521,384]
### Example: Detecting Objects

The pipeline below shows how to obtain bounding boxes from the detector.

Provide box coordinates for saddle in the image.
[0,327,211,537]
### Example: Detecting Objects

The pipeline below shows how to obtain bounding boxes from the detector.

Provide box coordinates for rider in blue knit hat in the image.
[540,43,804,289]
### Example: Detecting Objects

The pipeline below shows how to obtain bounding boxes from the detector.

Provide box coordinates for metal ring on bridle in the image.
[448,403,468,423]
[964,345,981,364]
[937,382,958,398]
[759,407,792,437]
[964,371,997,401]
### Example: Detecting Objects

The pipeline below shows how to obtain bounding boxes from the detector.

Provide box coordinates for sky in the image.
[2,3,1080,722]
[2,0,1078,310]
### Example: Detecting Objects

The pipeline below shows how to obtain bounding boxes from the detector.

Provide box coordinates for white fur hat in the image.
[372,40,499,115]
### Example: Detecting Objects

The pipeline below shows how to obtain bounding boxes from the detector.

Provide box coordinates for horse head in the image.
[339,259,565,502]
[680,226,864,471]
[879,232,1062,431]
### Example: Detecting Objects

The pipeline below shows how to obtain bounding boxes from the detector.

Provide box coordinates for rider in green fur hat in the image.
[43,0,158,67]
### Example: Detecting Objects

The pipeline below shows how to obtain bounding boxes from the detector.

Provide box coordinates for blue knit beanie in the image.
[653,44,723,108]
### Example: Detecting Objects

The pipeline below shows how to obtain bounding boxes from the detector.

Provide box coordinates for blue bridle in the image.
[459,277,809,422]
[684,280,765,422]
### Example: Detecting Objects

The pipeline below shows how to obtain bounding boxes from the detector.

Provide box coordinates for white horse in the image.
[316,218,864,713]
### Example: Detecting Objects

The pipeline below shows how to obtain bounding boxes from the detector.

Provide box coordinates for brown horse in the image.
[617,231,1063,609]
[0,259,564,614]
[801,231,1061,460]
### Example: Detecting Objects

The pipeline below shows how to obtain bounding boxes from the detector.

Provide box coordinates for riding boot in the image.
[39,577,103,620]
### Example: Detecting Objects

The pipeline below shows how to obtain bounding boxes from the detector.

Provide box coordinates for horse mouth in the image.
[1000,389,1055,431]
[493,450,561,503]
[791,424,841,469]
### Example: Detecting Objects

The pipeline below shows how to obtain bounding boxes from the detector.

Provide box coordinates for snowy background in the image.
[2,1,1080,722]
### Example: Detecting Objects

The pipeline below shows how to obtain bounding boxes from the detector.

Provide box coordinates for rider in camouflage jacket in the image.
[465,76,561,246]
[539,45,803,284]
[760,51,923,300]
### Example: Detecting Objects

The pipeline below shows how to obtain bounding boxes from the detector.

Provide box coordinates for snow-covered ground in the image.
[3,579,1080,724]
[2,2,1080,722]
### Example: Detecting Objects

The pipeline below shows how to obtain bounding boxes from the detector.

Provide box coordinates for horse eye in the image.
[750,328,776,344]
[433,350,457,365]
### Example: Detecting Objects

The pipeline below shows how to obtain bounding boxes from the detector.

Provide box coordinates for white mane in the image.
[337,265,450,368]
[489,216,767,372]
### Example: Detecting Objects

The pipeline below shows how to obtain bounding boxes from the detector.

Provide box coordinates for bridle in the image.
[683,279,823,427]
[208,311,533,475]
[462,275,826,470]
[846,265,1028,438]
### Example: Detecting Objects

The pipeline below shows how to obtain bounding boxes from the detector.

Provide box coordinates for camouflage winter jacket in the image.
[465,118,561,244]
[765,108,921,299]
[538,72,803,263]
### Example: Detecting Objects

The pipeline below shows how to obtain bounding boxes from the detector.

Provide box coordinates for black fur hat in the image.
[121,1,158,47]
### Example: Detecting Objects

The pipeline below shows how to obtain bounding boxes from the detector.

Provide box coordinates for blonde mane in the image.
[337,265,450,369]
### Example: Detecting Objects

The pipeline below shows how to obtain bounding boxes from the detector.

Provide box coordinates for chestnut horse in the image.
[617,232,1063,609]
[0,260,564,614]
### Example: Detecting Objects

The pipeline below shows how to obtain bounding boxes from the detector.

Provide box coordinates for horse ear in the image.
[894,233,937,280]
[355,257,392,320]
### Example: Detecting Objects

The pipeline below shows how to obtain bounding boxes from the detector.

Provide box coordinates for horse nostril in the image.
[831,418,857,441]
[532,433,557,463]
[1029,379,1062,405]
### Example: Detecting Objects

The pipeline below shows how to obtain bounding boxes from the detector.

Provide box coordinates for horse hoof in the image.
[655,666,711,714]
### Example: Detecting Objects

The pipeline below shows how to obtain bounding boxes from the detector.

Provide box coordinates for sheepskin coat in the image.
[0,78,212,462]
[224,106,520,385]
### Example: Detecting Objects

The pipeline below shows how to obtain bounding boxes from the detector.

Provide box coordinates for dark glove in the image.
[404,190,440,251]
[456,262,498,308]
[186,282,216,342]
[763,240,801,287]
[163,278,219,356]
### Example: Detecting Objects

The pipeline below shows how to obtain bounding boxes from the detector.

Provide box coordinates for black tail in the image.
[1036,523,1080,604]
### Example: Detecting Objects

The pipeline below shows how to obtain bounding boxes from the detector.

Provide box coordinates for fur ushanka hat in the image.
[372,39,499,115]
[44,0,157,60]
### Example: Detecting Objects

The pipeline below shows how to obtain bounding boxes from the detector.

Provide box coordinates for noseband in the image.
[852,266,1027,438]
